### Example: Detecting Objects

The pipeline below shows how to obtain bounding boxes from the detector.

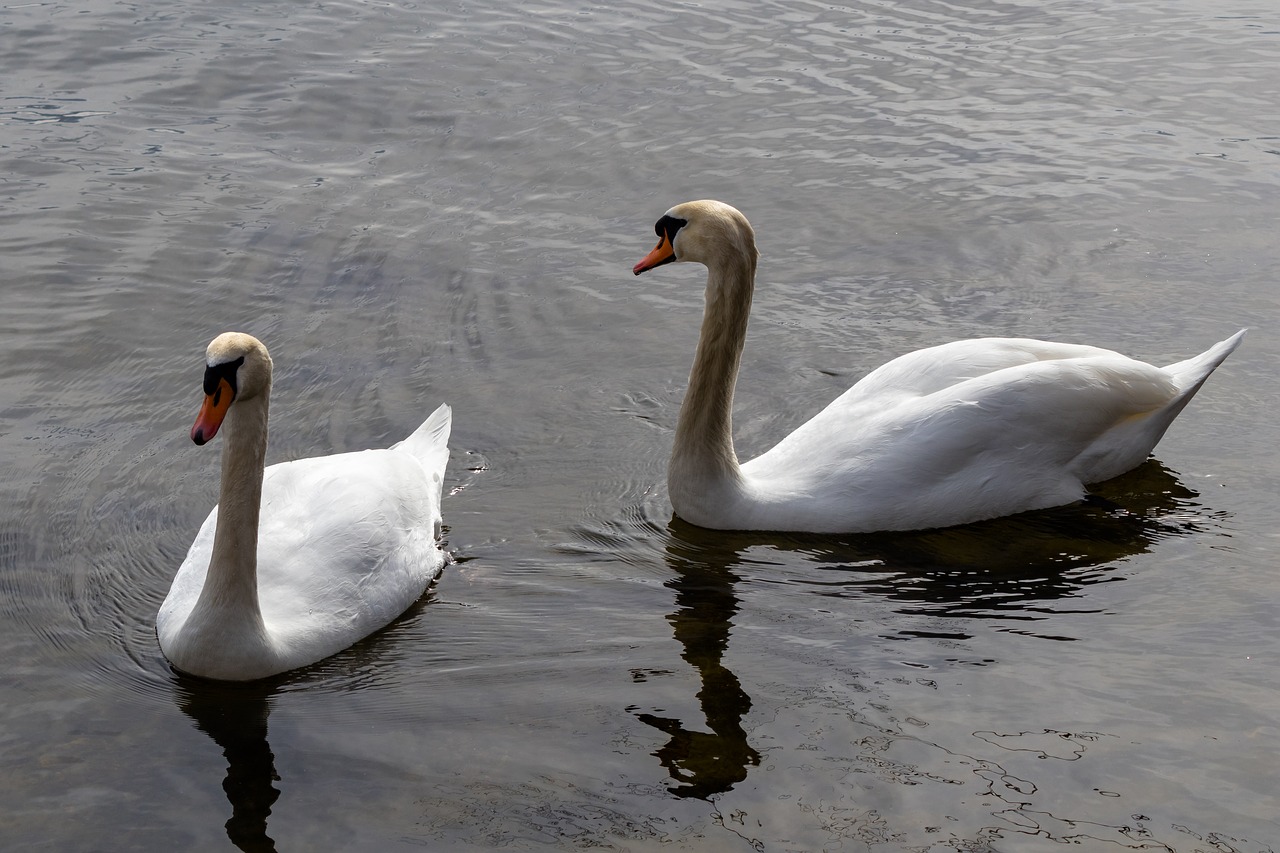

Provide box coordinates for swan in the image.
[633,199,1244,534]
[157,332,451,681]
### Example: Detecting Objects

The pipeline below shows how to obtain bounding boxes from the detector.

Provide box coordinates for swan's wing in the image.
[157,509,220,634]
[836,337,1125,408]
[743,353,1180,531]
[251,448,445,646]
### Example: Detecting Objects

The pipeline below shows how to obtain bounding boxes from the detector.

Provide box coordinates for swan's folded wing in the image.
[743,354,1180,531]
[157,509,220,635]
[834,337,1127,408]
[251,448,444,649]
[913,355,1181,475]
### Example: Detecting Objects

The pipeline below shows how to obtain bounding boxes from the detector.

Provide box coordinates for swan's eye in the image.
[655,215,687,243]
[203,356,245,398]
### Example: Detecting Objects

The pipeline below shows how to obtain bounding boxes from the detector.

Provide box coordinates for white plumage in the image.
[634,199,1243,534]
[157,333,451,680]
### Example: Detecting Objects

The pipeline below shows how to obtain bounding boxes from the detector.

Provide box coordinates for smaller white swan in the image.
[634,199,1245,534]
[157,332,451,681]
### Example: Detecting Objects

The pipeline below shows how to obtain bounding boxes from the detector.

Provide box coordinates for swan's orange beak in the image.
[191,377,235,446]
[633,232,676,275]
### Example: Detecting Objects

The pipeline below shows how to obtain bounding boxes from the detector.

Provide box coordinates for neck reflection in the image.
[177,681,280,852]
[634,522,761,799]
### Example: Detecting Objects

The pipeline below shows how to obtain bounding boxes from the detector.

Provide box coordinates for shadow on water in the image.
[633,460,1215,800]
[175,680,282,853]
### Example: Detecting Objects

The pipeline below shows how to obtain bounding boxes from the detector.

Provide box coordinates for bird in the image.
[157,332,451,681]
[632,199,1244,534]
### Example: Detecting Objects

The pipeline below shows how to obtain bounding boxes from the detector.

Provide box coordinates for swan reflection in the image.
[633,531,762,799]
[783,459,1210,635]
[635,460,1211,795]
[176,682,280,853]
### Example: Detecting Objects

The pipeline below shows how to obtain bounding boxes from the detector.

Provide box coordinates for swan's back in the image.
[253,445,446,655]
[250,403,452,659]
[843,337,1123,404]
[737,333,1244,533]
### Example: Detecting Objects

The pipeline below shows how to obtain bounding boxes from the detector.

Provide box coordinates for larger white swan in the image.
[633,199,1244,534]
[157,332,451,681]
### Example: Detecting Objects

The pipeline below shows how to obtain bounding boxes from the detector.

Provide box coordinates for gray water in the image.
[2,0,1278,850]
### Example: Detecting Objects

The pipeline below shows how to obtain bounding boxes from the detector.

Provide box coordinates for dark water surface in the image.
[3,0,1278,849]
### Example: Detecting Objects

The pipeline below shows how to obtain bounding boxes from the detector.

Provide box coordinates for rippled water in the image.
[2,0,1277,849]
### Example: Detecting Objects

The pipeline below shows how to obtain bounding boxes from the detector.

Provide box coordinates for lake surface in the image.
[2,0,1277,849]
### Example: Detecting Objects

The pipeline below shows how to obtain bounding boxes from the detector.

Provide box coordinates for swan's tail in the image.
[1077,330,1244,484]
[395,403,452,480]
[1143,329,1246,443]
[1164,329,1246,397]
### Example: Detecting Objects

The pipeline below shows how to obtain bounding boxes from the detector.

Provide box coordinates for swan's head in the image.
[633,200,757,276]
[191,332,273,446]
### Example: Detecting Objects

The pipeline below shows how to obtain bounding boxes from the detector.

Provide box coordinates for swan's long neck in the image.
[190,392,271,643]
[669,250,755,512]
